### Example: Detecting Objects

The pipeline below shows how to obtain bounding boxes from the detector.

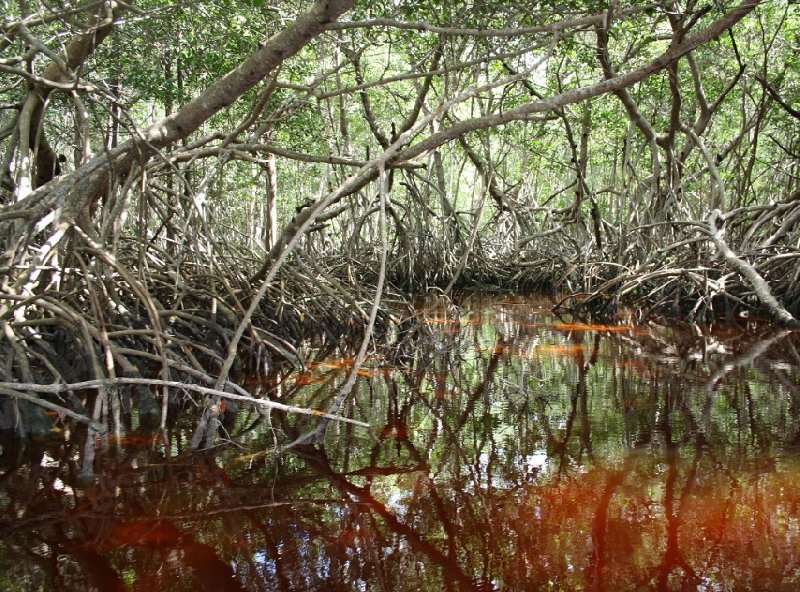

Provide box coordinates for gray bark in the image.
[707,209,799,328]
[3,0,355,248]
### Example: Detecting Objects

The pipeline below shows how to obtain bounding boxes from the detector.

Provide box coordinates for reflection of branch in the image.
[545,340,596,478]
[656,438,701,589]
[0,500,376,533]
[547,390,578,481]
[587,465,630,591]
[455,338,507,430]
[69,546,126,592]
[296,446,487,592]
[705,330,790,394]
[675,389,740,551]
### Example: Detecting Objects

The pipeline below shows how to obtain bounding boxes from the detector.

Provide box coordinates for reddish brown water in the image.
[2,296,800,591]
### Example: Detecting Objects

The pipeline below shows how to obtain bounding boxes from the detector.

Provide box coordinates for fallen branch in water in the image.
[0,378,370,429]
[0,385,107,433]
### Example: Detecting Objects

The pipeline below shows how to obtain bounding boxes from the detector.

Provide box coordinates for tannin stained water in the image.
[2,296,800,591]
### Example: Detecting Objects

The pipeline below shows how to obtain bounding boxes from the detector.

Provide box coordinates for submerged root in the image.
[0,236,401,439]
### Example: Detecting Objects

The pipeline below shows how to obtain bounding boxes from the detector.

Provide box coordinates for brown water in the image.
[2,296,800,591]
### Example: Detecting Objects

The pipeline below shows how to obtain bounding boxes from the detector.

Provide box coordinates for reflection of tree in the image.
[2,300,800,590]
[537,332,599,478]
[0,427,286,591]
[586,462,630,592]
[654,400,701,592]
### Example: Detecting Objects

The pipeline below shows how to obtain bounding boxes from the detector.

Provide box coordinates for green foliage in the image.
[4,0,799,266]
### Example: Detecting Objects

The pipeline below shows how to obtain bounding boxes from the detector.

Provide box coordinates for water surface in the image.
[2,296,800,591]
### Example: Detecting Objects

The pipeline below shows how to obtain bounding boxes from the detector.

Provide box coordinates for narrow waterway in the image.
[2,296,800,591]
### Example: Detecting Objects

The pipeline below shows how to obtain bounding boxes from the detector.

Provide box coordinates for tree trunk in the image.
[264,152,278,250]
[3,0,356,252]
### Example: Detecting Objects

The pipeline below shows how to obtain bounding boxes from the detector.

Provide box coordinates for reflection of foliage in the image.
[2,298,800,590]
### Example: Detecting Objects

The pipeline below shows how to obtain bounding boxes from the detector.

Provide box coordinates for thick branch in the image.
[0,378,370,428]
[259,0,761,276]
[5,0,355,238]
[707,209,799,328]
[401,0,761,163]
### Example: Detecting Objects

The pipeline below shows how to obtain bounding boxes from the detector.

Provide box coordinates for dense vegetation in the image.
[1,0,799,442]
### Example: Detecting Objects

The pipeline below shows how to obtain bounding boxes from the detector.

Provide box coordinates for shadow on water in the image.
[2,295,800,591]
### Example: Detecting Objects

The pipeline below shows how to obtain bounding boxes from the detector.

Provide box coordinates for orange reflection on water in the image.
[356,366,399,378]
[233,450,268,463]
[309,357,358,370]
[290,372,327,386]
[3,296,800,592]
[106,432,160,448]
[461,316,484,325]
[618,358,656,378]
[533,343,585,357]
[550,322,638,333]
[379,423,409,440]
[107,520,181,548]
[423,317,457,325]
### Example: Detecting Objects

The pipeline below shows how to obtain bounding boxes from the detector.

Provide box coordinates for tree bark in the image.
[260,0,762,274]
[7,4,122,200]
[263,152,278,250]
[707,209,799,328]
[3,0,355,248]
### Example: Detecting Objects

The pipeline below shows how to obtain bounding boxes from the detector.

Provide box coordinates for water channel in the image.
[2,296,800,591]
